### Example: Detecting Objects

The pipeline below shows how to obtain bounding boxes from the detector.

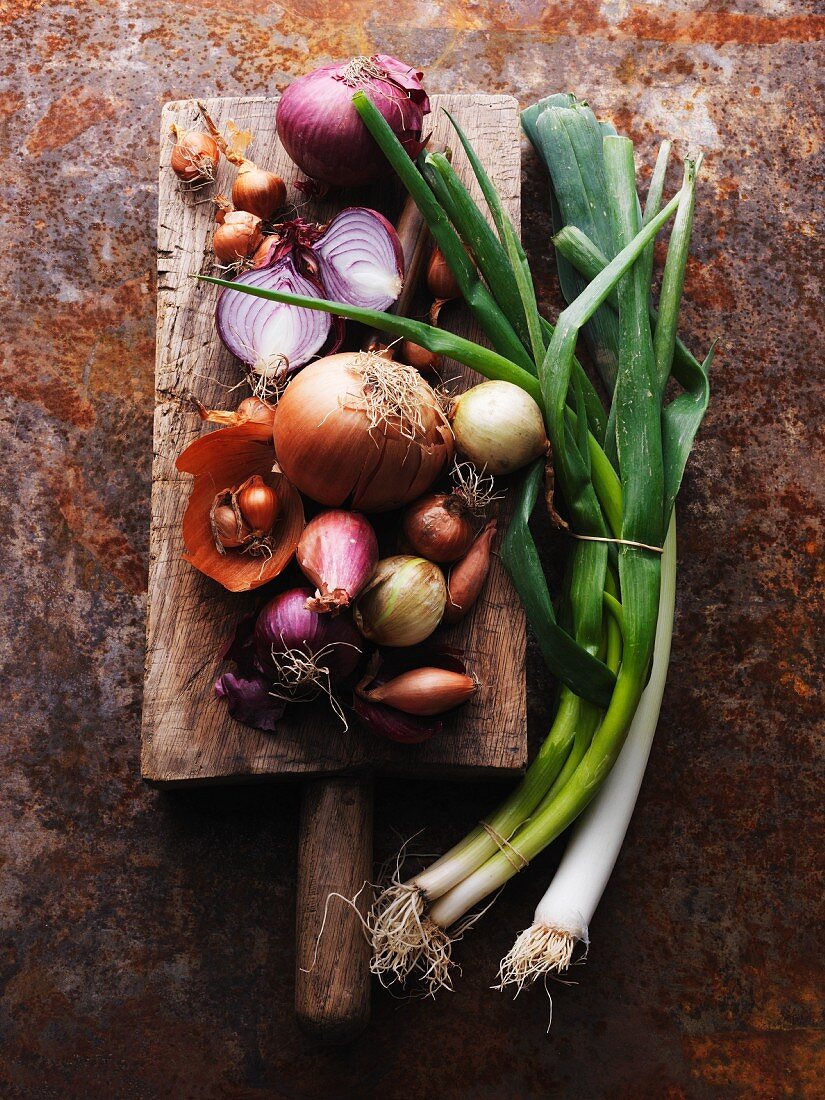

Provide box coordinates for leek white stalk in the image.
[497,515,677,990]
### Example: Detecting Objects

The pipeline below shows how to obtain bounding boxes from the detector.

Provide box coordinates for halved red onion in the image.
[314,208,404,310]
[215,255,342,376]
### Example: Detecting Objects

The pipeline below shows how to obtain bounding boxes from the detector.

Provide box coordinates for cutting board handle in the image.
[295,777,373,1043]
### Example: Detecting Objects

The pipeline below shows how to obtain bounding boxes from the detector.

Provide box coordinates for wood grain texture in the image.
[295,778,372,1043]
[143,94,527,784]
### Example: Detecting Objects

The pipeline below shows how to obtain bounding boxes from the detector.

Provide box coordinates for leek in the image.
[498,516,676,989]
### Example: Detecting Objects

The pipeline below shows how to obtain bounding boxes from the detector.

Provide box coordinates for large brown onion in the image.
[273,352,454,512]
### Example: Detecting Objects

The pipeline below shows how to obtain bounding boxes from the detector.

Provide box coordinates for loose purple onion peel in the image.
[215,671,286,732]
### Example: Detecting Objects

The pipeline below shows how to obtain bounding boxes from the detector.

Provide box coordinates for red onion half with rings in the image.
[216,254,342,388]
[276,55,430,187]
[215,209,403,386]
[315,208,404,310]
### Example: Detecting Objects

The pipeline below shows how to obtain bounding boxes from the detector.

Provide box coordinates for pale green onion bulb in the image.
[354,555,446,647]
[449,380,546,476]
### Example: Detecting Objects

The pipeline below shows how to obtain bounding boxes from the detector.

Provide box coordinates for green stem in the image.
[552,224,702,390]
[352,91,535,374]
[428,659,649,928]
[194,275,543,405]
[415,690,581,900]
[653,157,700,394]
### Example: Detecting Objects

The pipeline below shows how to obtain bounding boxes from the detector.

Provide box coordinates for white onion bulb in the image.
[449,380,546,476]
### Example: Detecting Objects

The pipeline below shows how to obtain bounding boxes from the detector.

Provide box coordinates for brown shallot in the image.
[232,162,286,222]
[236,474,279,536]
[443,519,497,625]
[170,124,221,185]
[401,462,499,563]
[357,666,478,716]
[400,339,443,374]
[212,502,251,549]
[213,210,264,264]
[402,493,475,563]
[426,247,461,301]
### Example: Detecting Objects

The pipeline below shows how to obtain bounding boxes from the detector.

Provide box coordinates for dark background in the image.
[1,2,822,1097]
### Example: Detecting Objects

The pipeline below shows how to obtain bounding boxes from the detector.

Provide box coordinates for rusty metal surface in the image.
[1,2,823,1096]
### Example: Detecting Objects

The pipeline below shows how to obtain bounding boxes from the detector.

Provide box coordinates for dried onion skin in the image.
[176,412,304,592]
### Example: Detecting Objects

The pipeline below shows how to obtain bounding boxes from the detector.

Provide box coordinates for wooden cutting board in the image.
[144,92,526,1041]
[143,93,526,785]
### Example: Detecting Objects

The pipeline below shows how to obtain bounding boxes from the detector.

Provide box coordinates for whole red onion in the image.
[297,510,379,613]
[276,55,430,187]
[253,587,363,694]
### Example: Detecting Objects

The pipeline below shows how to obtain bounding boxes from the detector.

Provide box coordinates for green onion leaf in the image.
[500,460,615,707]
[194,275,543,404]
[351,91,535,374]
[528,102,622,391]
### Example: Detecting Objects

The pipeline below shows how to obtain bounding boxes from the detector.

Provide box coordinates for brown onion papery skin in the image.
[443,519,497,624]
[401,493,475,563]
[360,667,477,716]
[273,352,454,512]
[176,411,305,593]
